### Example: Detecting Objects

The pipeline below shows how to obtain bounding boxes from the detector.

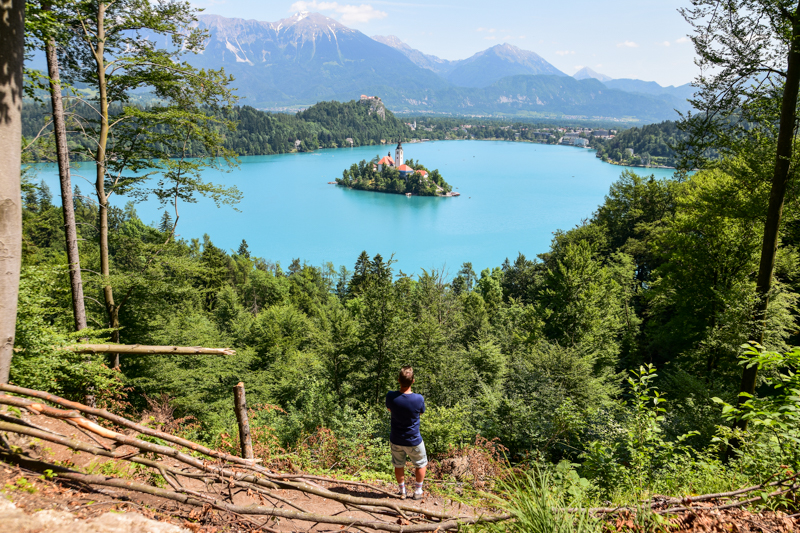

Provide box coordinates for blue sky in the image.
[190,0,697,87]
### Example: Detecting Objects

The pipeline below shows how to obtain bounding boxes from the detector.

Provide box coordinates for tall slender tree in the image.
[26,0,88,332]
[0,0,24,384]
[57,0,239,348]
[680,0,800,425]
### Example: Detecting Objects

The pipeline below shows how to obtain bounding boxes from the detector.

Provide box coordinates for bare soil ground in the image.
[1,412,799,532]
[0,413,474,532]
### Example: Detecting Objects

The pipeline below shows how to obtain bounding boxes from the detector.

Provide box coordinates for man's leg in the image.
[411,443,428,499]
[391,444,407,498]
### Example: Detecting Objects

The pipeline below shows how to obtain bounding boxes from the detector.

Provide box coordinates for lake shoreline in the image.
[28,141,677,274]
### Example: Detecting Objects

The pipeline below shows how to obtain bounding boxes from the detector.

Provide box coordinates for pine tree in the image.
[159,211,173,234]
[348,251,372,297]
[237,239,250,258]
[37,180,53,209]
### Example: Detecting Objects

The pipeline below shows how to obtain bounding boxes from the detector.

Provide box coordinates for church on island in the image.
[375,141,429,179]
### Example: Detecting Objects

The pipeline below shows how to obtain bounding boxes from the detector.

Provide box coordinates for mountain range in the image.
[181,11,693,121]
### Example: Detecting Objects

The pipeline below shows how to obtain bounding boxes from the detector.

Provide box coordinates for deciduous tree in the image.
[680,0,800,418]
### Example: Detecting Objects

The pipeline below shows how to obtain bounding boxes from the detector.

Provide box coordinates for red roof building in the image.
[378,155,395,166]
[397,164,414,172]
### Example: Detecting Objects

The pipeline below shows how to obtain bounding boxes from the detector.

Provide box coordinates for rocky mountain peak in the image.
[274,11,354,39]
[574,66,613,82]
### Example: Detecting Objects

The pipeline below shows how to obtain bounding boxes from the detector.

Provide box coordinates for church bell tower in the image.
[395,140,404,167]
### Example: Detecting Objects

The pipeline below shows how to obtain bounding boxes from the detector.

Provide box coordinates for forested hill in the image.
[21,99,412,159]
[224,99,412,154]
[593,121,685,167]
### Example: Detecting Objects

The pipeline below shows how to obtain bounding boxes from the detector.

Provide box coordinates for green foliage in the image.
[714,344,800,475]
[11,265,122,402]
[594,121,684,167]
[480,468,600,533]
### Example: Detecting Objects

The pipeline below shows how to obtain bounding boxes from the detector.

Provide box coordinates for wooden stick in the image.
[233,382,253,460]
[65,344,236,356]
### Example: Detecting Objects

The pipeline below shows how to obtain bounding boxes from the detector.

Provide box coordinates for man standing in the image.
[386,366,427,500]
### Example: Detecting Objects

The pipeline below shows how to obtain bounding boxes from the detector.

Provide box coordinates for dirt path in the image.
[0,414,480,532]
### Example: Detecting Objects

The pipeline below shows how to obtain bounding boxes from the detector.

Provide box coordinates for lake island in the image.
[335,141,457,197]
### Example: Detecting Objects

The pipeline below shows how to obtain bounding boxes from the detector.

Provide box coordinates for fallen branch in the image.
[65,344,236,356]
[58,472,509,532]
[0,391,495,522]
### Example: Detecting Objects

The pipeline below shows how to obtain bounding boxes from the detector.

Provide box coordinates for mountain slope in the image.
[443,43,567,88]
[603,78,695,101]
[371,35,456,73]
[573,67,613,82]
[172,13,688,120]
[382,75,688,121]
[189,12,449,107]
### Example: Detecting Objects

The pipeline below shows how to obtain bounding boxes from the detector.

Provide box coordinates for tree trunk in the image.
[737,8,800,428]
[89,2,120,370]
[233,382,254,460]
[0,0,25,384]
[44,6,87,334]
[67,344,236,356]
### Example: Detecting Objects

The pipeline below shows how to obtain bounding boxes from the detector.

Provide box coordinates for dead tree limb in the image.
[57,472,508,532]
[0,392,477,521]
[65,344,236,356]
[0,383,256,467]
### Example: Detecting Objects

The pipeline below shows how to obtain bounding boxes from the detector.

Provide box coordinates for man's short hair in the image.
[398,366,414,388]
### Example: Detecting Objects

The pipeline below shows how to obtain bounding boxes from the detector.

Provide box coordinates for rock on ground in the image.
[0,496,189,533]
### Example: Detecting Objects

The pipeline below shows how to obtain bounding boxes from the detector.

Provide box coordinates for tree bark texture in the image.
[738,5,800,426]
[0,0,25,384]
[44,9,87,333]
[234,382,254,459]
[89,3,119,347]
[67,344,236,356]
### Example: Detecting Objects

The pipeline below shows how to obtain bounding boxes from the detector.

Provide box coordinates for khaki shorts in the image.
[390,441,428,468]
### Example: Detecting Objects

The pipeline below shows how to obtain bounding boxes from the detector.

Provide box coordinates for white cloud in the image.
[290,1,387,24]
[476,27,497,33]
[555,50,575,56]
[661,40,670,46]
[484,35,497,40]
[574,65,584,71]
[617,40,639,48]
[675,36,690,44]
[595,64,602,68]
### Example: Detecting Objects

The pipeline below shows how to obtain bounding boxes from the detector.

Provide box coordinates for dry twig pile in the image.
[0,383,509,532]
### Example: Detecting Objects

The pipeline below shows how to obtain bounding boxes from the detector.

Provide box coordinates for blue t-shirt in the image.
[386,391,425,446]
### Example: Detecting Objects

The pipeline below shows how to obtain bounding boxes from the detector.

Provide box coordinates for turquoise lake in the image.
[30,141,676,275]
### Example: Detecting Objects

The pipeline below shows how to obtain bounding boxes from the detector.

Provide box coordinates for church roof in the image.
[417,169,429,176]
[397,164,414,172]
[378,155,394,165]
